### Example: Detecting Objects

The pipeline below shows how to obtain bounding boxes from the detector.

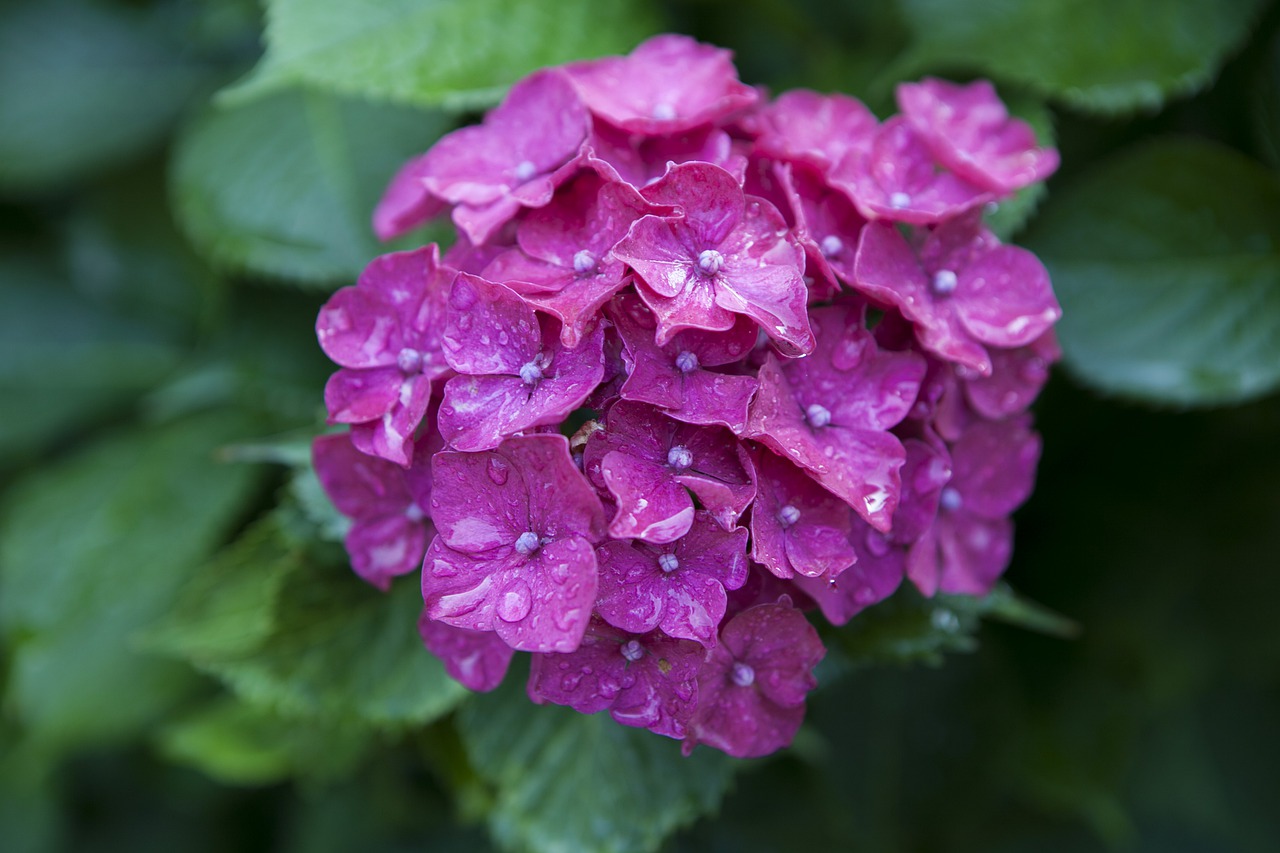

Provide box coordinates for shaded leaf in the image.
[158,697,369,785]
[0,411,266,751]
[171,88,449,284]
[896,0,1266,114]
[224,0,661,111]
[458,663,737,853]
[1024,138,1280,405]
[0,0,213,192]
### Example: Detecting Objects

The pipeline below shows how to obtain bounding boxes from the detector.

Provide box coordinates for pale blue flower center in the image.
[696,249,724,276]
[658,553,680,573]
[514,531,541,555]
[731,661,755,687]
[652,102,677,121]
[667,445,693,470]
[940,487,963,512]
[889,191,911,209]
[778,504,801,528]
[519,361,544,385]
[820,235,843,258]
[397,347,424,373]
[806,403,832,428]
[675,351,699,373]
[621,640,645,662]
[514,160,536,181]
[932,269,958,296]
[573,250,597,275]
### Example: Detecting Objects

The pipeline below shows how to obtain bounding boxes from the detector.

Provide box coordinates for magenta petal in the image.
[747,89,879,176]
[897,78,1059,194]
[345,514,429,590]
[486,536,598,653]
[950,417,1041,519]
[751,451,857,579]
[565,34,758,134]
[953,246,1062,348]
[684,602,825,758]
[794,528,905,625]
[418,614,514,692]
[964,330,1059,420]
[373,152,447,241]
[601,450,695,543]
[323,367,405,424]
[442,274,541,375]
[312,432,411,517]
[937,514,1014,596]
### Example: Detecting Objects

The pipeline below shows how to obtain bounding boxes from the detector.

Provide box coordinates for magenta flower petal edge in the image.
[311,34,1064,759]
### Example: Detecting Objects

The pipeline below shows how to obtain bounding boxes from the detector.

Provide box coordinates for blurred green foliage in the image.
[1,0,1278,851]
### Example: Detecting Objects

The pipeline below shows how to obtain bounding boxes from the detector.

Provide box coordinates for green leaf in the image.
[223,0,661,111]
[983,93,1054,240]
[0,252,182,466]
[167,543,468,727]
[0,411,265,751]
[0,0,213,192]
[895,0,1267,114]
[157,697,369,786]
[171,88,450,284]
[458,665,737,853]
[1253,28,1280,170]
[1023,137,1280,405]
[144,514,303,661]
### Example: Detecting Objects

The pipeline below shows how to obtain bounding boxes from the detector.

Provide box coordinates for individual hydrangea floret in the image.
[375,69,589,244]
[528,617,704,738]
[613,162,815,356]
[481,173,655,347]
[613,294,759,433]
[584,401,756,543]
[750,449,858,580]
[417,614,515,692]
[746,305,926,532]
[422,434,606,653]
[312,432,435,590]
[907,417,1040,596]
[743,89,878,177]
[564,34,758,134]
[437,273,605,451]
[897,78,1060,194]
[595,511,749,646]
[830,116,993,225]
[683,600,826,758]
[316,245,454,466]
[853,213,1062,375]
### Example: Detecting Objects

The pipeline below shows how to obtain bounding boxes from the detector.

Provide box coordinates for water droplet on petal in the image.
[487,456,510,485]
[496,580,533,622]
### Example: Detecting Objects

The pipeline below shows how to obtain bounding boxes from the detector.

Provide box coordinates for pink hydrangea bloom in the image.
[528,617,705,738]
[422,435,606,653]
[613,162,814,355]
[745,305,926,532]
[743,89,878,177]
[564,34,758,134]
[683,600,825,758]
[595,510,749,647]
[316,245,454,466]
[853,213,1062,375]
[897,78,1059,195]
[311,431,435,591]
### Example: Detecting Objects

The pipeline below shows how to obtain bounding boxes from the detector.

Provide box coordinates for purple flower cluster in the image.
[312,35,1061,758]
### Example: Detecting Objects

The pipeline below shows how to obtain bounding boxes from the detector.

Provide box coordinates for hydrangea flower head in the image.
[318,34,1063,759]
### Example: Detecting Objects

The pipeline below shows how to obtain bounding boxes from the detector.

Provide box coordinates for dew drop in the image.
[496,580,533,622]
[486,457,510,485]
